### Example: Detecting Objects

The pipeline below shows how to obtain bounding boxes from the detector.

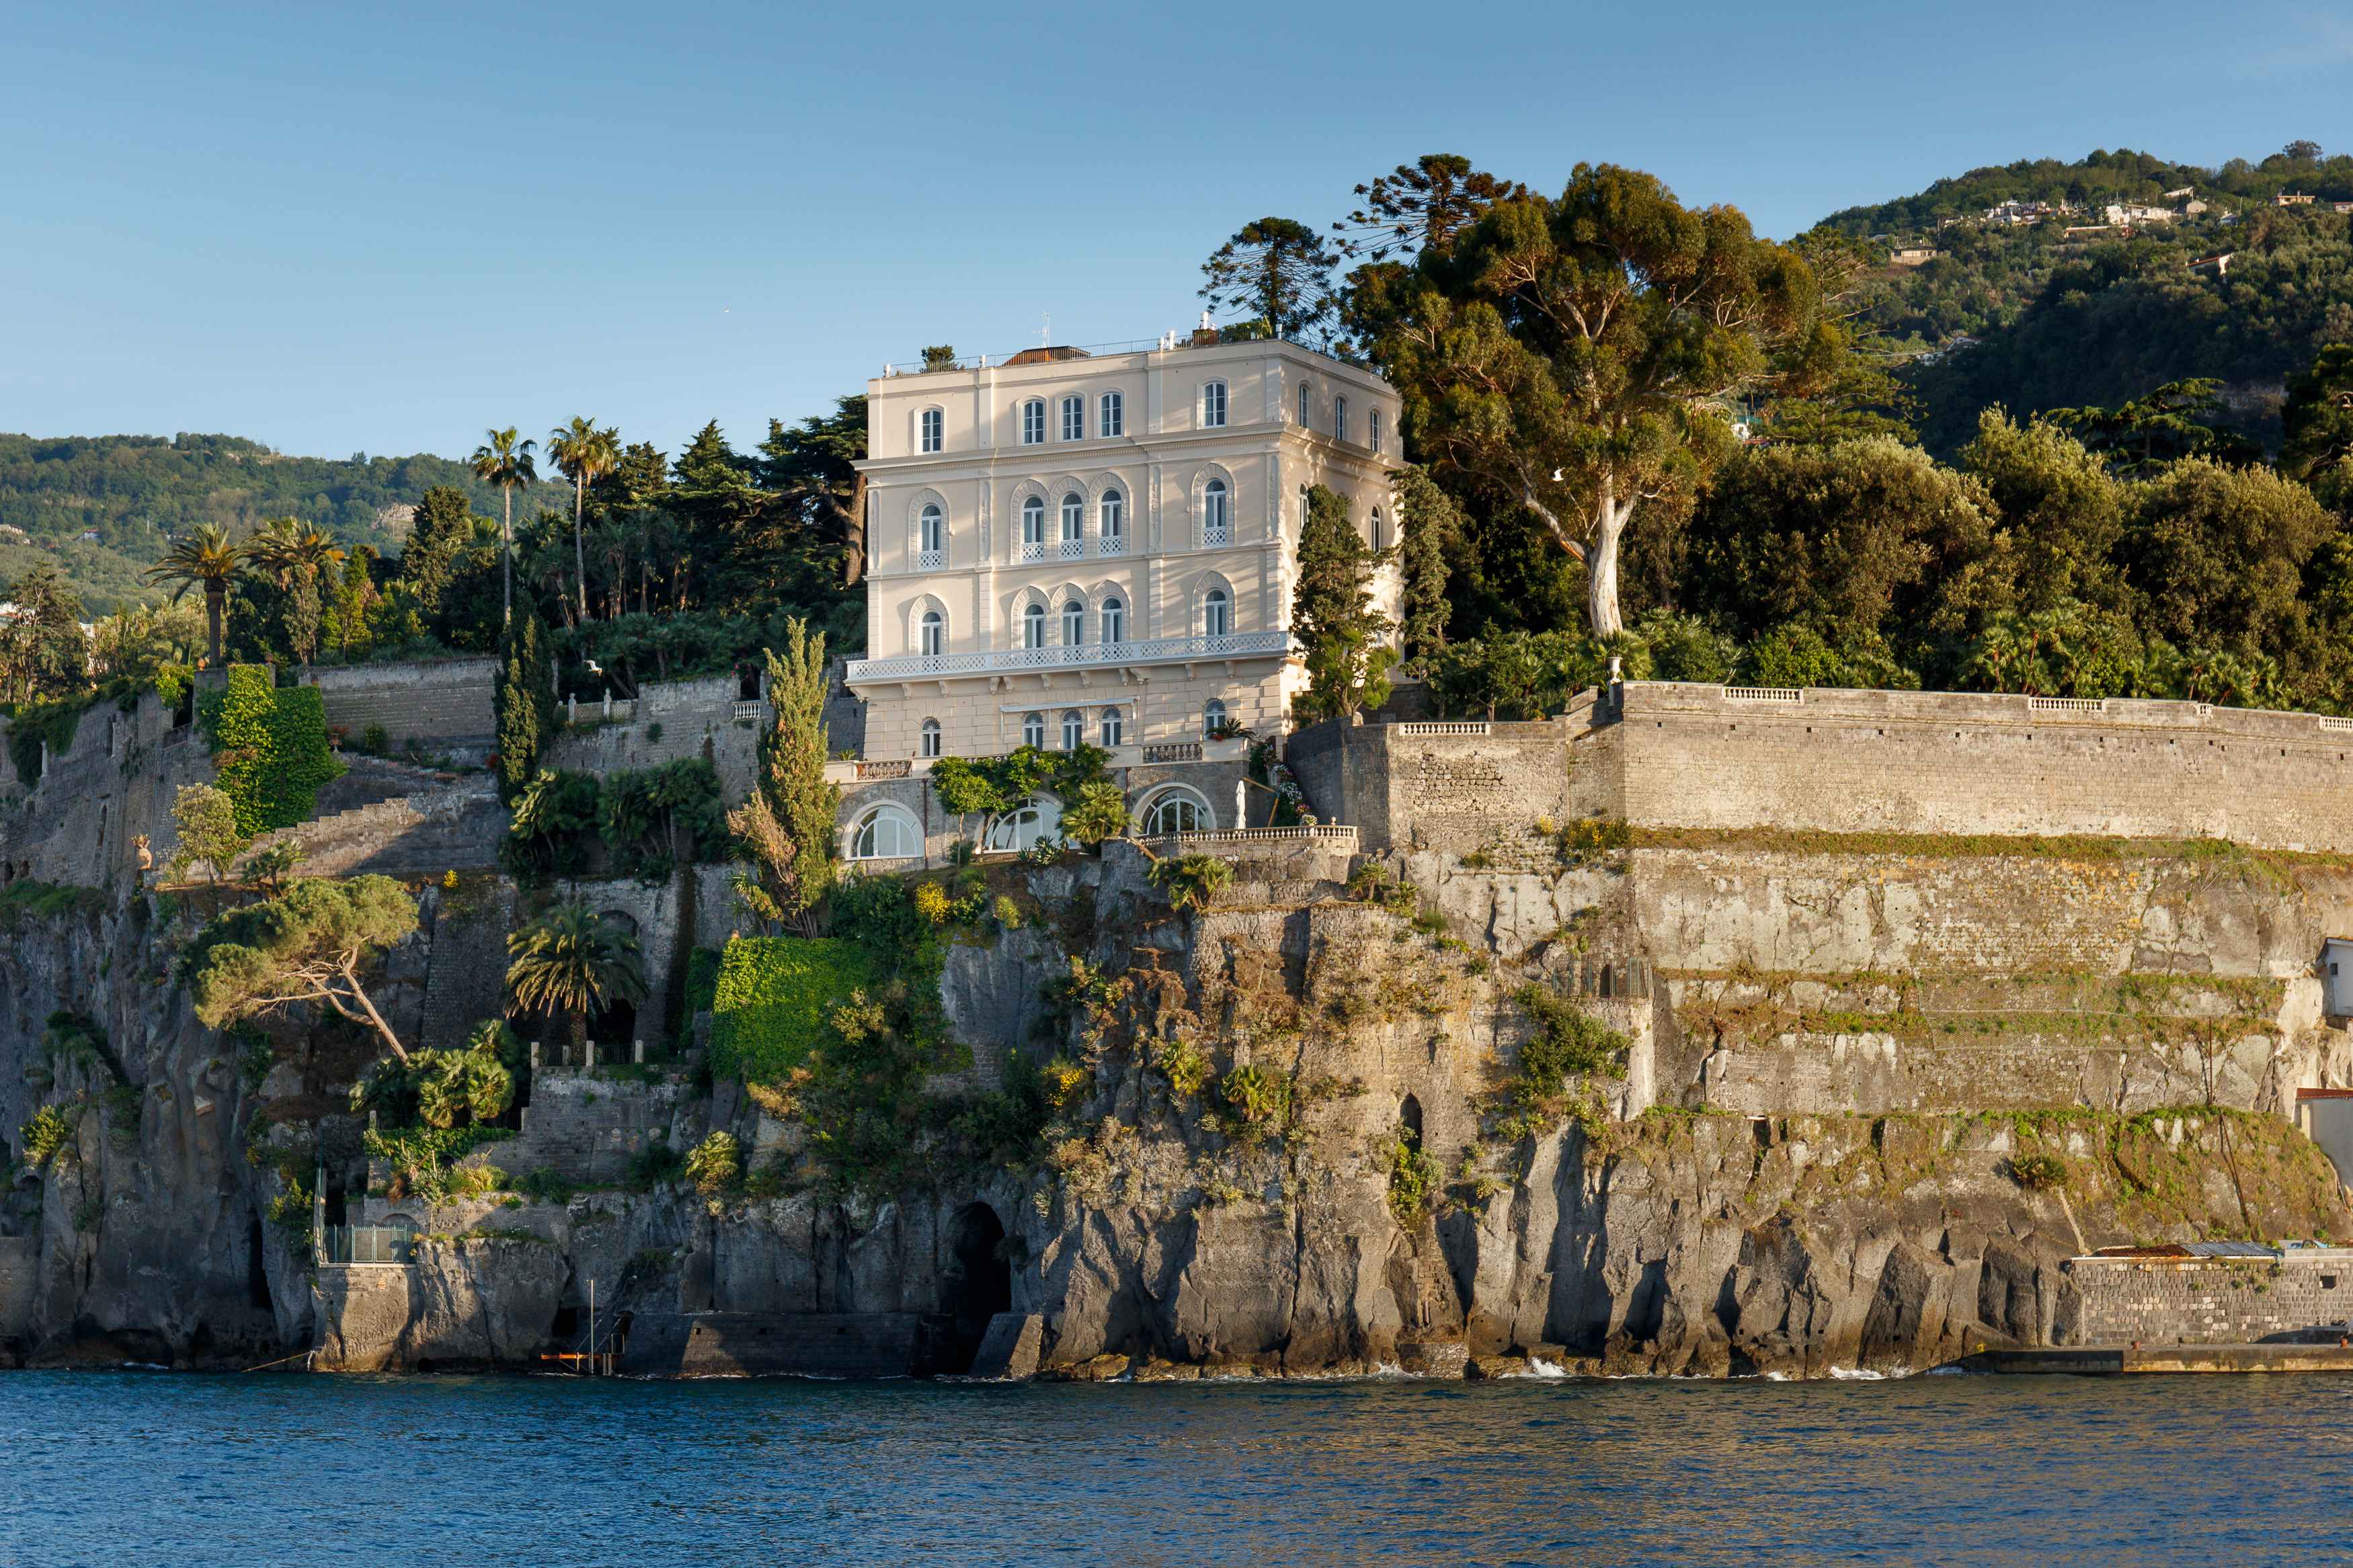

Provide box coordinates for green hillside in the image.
[0,434,569,613]
[1809,147,2353,450]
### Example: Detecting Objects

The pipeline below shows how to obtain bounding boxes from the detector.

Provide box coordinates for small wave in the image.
[1827,1367,1901,1381]
[1516,1360,1570,1380]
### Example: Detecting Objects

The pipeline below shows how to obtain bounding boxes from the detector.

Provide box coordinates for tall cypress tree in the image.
[1390,468,1461,671]
[1291,485,1397,723]
[495,605,555,804]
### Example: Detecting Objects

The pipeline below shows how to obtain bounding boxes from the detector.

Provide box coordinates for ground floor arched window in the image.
[848,803,923,860]
[1138,786,1213,837]
[985,793,1064,852]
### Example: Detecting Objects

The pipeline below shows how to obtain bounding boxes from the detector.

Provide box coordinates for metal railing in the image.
[848,629,1290,683]
[322,1224,416,1265]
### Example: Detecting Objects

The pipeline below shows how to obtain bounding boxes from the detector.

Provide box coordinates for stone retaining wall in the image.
[2068,1254,2353,1344]
[307,659,497,753]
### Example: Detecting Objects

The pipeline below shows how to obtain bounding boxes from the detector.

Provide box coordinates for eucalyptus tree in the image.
[470,427,538,624]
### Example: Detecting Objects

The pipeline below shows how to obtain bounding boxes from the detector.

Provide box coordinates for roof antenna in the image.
[1041,312,1050,347]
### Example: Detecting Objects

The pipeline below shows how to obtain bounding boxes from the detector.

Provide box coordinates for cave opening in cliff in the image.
[943,1202,1011,1374]
[245,1215,274,1313]
[1400,1096,1423,1151]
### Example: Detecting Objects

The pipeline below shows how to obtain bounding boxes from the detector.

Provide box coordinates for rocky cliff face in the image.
[7,827,2350,1378]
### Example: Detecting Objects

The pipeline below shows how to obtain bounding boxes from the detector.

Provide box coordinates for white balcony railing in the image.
[848,629,1291,683]
[1099,532,1127,556]
[1058,537,1084,561]
[1018,540,1046,563]
[1201,523,1230,547]
[914,548,945,571]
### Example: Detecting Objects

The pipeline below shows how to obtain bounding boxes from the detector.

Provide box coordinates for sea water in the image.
[3,1369,2350,1565]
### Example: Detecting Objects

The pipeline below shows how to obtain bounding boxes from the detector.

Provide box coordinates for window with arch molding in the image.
[1099,707,1124,747]
[1020,495,1046,561]
[1201,478,1230,546]
[1022,602,1047,649]
[1369,407,1384,456]
[1021,399,1045,445]
[849,804,922,861]
[1100,596,1125,645]
[1060,710,1084,749]
[918,503,944,567]
[1371,507,1387,551]
[1202,698,1228,739]
[1059,492,1084,558]
[1142,786,1211,836]
[1201,380,1227,427]
[920,718,942,759]
[1334,395,1349,444]
[1021,711,1045,748]
[1099,489,1125,554]
[1061,600,1084,645]
[1297,382,1311,426]
[920,407,943,454]
[1203,586,1231,638]
[1099,391,1123,437]
[1060,396,1083,441]
[918,609,945,659]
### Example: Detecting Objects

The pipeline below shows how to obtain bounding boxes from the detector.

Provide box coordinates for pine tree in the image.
[727,616,838,934]
[1291,485,1397,723]
[1390,468,1461,671]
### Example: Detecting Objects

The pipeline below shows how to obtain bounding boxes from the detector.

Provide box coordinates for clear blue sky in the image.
[5,0,2349,462]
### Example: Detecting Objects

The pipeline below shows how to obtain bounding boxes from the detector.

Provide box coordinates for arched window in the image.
[1140,786,1211,836]
[1020,495,1046,560]
[1060,395,1084,442]
[918,609,945,659]
[1101,596,1125,645]
[1021,711,1045,748]
[918,503,944,565]
[1021,399,1045,445]
[1060,492,1084,557]
[1201,380,1227,427]
[1099,390,1123,437]
[850,804,923,861]
[1203,587,1231,638]
[986,792,1063,852]
[1099,707,1124,747]
[1334,395,1349,444]
[1297,382,1312,426]
[1203,698,1228,739]
[1061,710,1084,749]
[1022,602,1047,649]
[1299,483,1311,531]
[1369,407,1384,456]
[1099,489,1125,553]
[920,718,943,759]
[920,407,943,454]
[1371,506,1387,551]
[1061,600,1084,645]
[1201,479,1230,545]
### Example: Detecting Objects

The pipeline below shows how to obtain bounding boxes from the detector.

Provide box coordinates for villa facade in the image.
[836,331,1402,855]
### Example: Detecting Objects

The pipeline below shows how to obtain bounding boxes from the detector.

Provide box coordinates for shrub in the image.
[992,894,1021,930]
[2011,1152,2069,1191]
[627,1139,684,1190]
[1383,1131,1445,1226]
[1156,1038,1212,1100]
[1220,1063,1291,1127]
[19,1104,74,1168]
[1148,853,1232,913]
[684,1130,744,1196]
[1060,779,1132,847]
[1515,985,1630,1089]
[198,665,344,835]
[707,935,882,1084]
[514,1166,575,1205]
[912,882,951,923]
[1557,816,1632,857]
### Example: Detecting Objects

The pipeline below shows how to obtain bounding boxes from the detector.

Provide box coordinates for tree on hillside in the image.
[145,522,243,668]
[0,565,88,704]
[165,783,248,913]
[400,485,477,623]
[728,616,838,936]
[470,427,538,624]
[245,518,344,667]
[547,418,618,624]
[1291,485,1396,723]
[1367,165,1818,637]
[1201,217,1339,340]
[2121,458,2337,655]
[758,396,869,587]
[2282,343,2353,507]
[506,899,648,1051]
[1958,411,2128,612]
[182,875,420,1062]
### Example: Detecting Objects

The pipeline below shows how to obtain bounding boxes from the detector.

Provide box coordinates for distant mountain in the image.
[0,434,569,614]
[1810,148,2353,451]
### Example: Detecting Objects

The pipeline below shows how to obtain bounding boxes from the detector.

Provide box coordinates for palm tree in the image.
[145,523,243,668]
[547,418,617,624]
[506,900,648,1051]
[243,517,345,666]
[471,427,538,625]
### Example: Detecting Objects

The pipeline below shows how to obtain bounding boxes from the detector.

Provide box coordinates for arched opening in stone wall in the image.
[1597,963,1616,998]
[943,1202,1011,1374]
[595,910,641,1050]
[1399,1095,1424,1152]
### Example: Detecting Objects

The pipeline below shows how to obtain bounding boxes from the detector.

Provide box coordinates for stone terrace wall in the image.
[2069,1255,2353,1344]
[543,675,763,802]
[502,1069,696,1186]
[1287,719,1573,853]
[307,659,497,753]
[1595,682,2353,854]
[0,692,208,886]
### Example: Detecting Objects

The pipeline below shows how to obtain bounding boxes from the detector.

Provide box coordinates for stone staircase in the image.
[244,768,508,880]
[417,884,517,1052]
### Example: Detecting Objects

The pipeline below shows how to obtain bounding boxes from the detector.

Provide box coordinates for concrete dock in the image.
[1955,1345,2353,1374]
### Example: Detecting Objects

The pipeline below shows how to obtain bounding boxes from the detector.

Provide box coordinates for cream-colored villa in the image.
[836,329,1401,852]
